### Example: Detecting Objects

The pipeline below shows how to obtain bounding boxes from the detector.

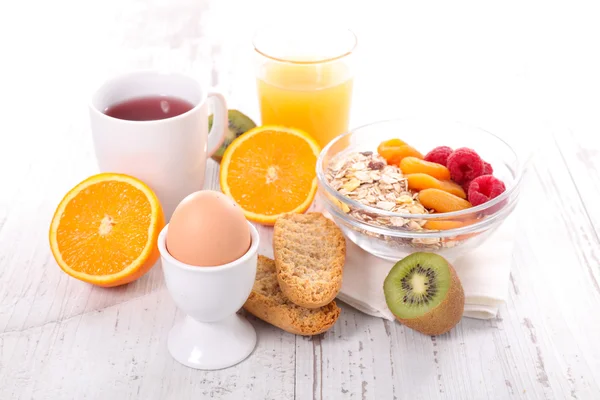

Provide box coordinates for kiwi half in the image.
[209,109,257,163]
[383,252,464,336]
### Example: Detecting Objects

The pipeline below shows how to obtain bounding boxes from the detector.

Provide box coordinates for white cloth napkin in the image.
[336,214,516,320]
[256,199,516,321]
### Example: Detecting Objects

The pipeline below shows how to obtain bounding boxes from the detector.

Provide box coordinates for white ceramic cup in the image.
[158,221,259,370]
[89,70,228,221]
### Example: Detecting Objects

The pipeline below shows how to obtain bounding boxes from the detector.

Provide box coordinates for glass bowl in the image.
[316,117,523,263]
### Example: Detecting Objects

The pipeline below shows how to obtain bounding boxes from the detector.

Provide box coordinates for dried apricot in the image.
[399,157,451,180]
[377,139,406,161]
[377,139,423,165]
[405,173,466,198]
[439,181,467,198]
[423,218,478,230]
[418,188,473,213]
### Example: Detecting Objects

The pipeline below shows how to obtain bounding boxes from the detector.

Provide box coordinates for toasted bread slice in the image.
[243,255,341,335]
[273,213,346,309]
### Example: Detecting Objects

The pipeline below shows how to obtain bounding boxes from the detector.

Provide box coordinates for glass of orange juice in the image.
[253,24,357,149]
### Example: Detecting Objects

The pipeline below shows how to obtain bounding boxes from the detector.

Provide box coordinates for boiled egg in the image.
[166,190,251,266]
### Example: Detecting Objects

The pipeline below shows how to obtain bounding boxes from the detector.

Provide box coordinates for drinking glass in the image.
[253,24,357,149]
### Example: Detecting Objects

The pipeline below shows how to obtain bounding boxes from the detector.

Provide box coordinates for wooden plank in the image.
[497,139,600,398]
[554,129,600,283]
[313,306,397,400]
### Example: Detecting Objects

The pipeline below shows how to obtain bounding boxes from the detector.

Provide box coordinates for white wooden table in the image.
[1,0,600,398]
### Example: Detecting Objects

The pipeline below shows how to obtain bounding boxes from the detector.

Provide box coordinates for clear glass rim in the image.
[252,26,358,65]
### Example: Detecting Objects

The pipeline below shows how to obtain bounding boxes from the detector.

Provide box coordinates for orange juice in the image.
[257,61,353,148]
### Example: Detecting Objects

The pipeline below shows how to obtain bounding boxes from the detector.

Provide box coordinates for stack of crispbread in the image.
[243,213,346,335]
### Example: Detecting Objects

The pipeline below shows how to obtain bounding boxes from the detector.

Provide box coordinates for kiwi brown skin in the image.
[395,262,465,336]
[384,252,465,336]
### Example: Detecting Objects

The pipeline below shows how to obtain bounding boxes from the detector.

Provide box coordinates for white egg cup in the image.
[157,221,259,370]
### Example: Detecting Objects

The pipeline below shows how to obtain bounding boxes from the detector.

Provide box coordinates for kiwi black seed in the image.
[383,252,465,336]
[209,109,257,163]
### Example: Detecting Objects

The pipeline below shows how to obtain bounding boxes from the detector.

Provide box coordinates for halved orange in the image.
[219,125,321,225]
[49,173,165,287]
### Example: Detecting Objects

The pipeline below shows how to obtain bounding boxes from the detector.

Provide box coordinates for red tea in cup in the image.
[89,70,228,220]
[104,96,194,121]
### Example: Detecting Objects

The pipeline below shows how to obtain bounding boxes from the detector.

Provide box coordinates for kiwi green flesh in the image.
[209,109,257,159]
[383,252,451,320]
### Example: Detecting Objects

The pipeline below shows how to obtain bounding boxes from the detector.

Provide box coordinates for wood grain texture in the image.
[2,0,600,399]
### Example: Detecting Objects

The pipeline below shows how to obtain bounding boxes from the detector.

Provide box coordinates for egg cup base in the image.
[158,221,260,370]
[167,313,257,370]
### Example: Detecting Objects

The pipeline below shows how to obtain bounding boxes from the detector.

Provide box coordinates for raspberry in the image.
[483,161,493,175]
[468,175,506,206]
[446,147,484,184]
[462,179,473,192]
[424,146,453,166]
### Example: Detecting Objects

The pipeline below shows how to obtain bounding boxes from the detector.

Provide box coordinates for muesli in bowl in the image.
[316,118,522,262]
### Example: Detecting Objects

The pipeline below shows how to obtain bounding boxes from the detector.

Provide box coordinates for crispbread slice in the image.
[243,255,340,335]
[273,213,346,309]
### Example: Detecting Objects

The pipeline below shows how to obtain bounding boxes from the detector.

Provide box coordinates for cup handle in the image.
[206,91,228,157]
